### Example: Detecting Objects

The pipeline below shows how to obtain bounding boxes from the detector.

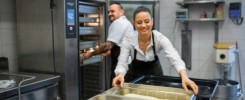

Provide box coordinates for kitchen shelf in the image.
[79,41,97,50]
[80,55,102,66]
[79,5,98,14]
[177,18,224,22]
[176,0,225,70]
[79,27,98,35]
[79,17,98,23]
[176,0,225,6]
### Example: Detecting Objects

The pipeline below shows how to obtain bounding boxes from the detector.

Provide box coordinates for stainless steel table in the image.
[0,72,60,100]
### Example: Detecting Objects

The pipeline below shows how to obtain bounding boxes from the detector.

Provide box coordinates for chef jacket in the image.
[107,16,134,47]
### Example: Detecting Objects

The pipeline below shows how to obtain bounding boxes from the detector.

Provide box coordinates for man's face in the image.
[108,4,123,22]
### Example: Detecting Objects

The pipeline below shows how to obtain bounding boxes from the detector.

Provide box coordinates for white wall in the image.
[0,0,18,73]
[159,0,245,95]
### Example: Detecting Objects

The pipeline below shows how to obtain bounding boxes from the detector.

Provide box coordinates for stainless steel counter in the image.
[0,72,60,100]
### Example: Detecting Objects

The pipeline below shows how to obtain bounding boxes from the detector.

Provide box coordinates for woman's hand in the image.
[181,77,198,95]
[112,72,124,88]
[179,69,198,95]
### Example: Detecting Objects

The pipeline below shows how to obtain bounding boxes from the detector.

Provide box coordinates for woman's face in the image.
[134,12,153,36]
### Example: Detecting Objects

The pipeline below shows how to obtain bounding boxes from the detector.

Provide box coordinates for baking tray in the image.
[79,27,98,35]
[80,55,102,66]
[79,41,97,50]
[89,83,195,100]
[88,94,138,100]
[131,75,219,100]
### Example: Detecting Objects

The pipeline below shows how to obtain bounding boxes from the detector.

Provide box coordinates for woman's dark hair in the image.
[133,6,152,21]
[109,2,123,10]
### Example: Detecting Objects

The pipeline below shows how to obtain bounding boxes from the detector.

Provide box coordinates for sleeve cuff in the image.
[107,39,120,46]
[174,65,186,73]
[114,66,127,76]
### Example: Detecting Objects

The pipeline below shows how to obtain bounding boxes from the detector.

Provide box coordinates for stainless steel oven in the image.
[16,0,109,100]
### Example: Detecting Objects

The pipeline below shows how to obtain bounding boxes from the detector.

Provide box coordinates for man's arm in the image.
[96,41,114,54]
[81,41,114,60]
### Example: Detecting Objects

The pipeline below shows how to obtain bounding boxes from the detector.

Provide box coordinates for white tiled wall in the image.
[159,0,245,96]
[0,0,18,73]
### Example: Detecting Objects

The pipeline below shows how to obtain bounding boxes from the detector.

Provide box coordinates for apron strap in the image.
[152,32,157,56]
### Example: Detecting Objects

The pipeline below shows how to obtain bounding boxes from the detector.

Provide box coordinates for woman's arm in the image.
[179,69,198,95]
[156,31,198,95]
[114,33,134,76]
[112,33,134,87]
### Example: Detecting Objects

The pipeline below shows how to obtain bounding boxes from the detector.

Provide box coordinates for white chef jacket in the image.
[107,16,134,47]
[115,30,186,76]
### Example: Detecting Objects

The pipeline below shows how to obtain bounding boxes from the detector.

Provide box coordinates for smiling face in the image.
[134,12,153,36]
[108,4,123,22]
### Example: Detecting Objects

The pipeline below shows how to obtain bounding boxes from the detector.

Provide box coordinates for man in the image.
[81,2,134,87]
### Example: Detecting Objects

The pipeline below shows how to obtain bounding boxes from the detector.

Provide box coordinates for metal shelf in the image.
[176,0,226,70]
[81,55,101,66]
[79,17,98,23]
[79,41,97,50]
[79,27,98,35]
[79,5,98,14]
[176,0,225,6]
[177,18,224,22]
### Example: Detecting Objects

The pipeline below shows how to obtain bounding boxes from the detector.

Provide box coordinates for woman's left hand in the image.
[181,77,198,96]
[179,69,198,95]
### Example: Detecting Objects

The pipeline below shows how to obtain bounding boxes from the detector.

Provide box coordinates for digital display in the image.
[229,2,241,18]
[177,12,186,15]
[67,9,75,25]
[230,3,241,10]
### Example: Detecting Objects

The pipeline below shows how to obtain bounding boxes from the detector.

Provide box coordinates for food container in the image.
[131,75,219,100]
[89,83,196,100]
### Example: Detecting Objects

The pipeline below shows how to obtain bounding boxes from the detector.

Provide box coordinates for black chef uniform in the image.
[110,44,120,87]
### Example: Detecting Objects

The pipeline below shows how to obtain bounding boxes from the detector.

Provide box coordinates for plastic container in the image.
[215,4,224,19]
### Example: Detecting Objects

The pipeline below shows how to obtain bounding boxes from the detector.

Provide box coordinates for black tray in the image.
[131,75,219,100]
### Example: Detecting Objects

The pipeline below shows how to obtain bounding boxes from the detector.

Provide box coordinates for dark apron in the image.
[125,33,163,82]
[110,45,120,87]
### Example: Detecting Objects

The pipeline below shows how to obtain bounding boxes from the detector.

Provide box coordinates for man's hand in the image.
[112,72,124,88]
[80,51,93,60]
[102,50,111,57]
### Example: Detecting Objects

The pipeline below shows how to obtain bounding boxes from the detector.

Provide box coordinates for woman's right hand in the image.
[112,72,124,88]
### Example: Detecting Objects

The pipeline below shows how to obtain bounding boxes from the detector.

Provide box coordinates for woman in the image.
[112,6,198,95]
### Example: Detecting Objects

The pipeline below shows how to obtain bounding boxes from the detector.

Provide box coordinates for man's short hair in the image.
[109,2,123,10]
